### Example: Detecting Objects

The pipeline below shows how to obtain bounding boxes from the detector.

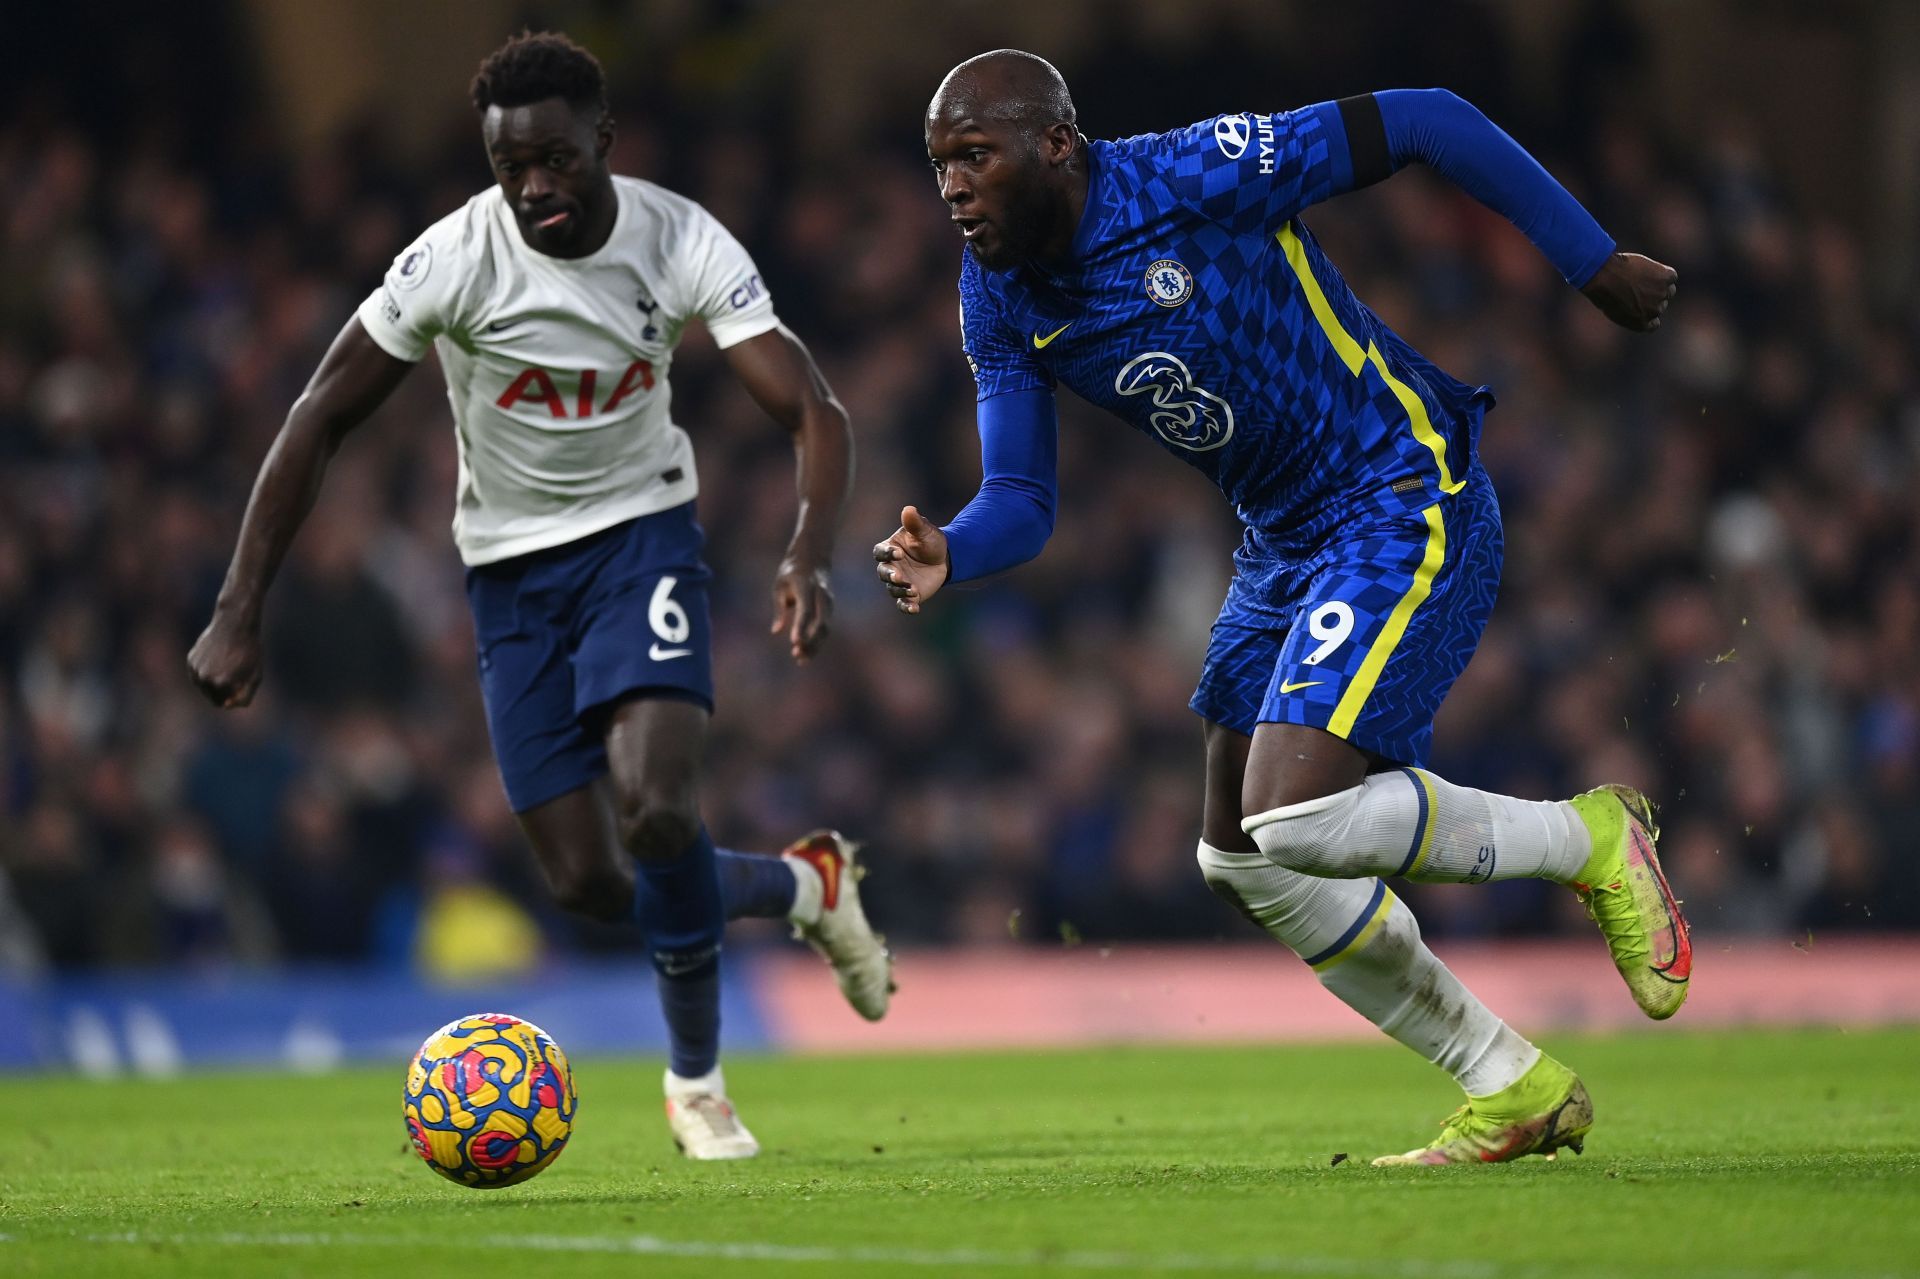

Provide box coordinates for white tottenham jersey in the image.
[356,176,779,565]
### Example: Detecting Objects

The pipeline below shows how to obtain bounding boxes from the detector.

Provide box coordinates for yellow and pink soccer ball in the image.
[404,1013,577,1188]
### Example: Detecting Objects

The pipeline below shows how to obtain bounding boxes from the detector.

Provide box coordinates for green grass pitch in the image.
[3,1027,1916,1278]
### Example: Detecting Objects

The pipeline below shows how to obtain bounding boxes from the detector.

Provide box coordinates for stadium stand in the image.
[0,4,1914,981]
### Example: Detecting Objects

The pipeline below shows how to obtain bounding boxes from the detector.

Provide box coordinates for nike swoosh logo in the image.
[1032,323,1072,349]
[648,643,693,661]
[1278,680,1325,694]
[485,319,520,332]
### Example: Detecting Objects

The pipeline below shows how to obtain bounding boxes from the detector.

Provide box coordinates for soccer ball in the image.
[404,1013,577,1188]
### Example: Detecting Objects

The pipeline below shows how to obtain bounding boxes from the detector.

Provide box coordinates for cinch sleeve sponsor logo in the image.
[727,275,764,310]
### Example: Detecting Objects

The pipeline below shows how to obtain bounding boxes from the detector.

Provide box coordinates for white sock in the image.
[1242,770,1591,885]
[664,1064,727,1098]
[783,854,822,926]
[1198,841,1538,1095]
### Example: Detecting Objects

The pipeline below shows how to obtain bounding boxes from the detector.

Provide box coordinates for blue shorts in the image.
[466,503,714,813]
[1190,470,1503,768]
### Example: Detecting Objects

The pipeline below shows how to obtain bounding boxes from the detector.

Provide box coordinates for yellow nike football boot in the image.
[1373,1053,1593,1166]
[1569,784,1692,1019]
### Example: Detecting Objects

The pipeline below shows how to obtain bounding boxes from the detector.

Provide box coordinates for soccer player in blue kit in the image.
[876,50,1692,1164]
[189,32,890,1160]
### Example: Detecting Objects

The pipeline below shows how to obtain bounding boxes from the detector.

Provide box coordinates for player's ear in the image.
[595,113,615,160]
[1042,121,1078,167]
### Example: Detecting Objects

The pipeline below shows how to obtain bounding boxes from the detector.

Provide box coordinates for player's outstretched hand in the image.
[872,506,949,616]
[187,615,264,708]
[771,557,834,664]
[1581,251,1678,332]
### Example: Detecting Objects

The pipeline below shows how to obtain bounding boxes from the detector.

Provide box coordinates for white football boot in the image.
[663,1065,760,1160]
[782,830,895,1021]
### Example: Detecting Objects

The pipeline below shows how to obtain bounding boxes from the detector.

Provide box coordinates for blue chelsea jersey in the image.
[959,104,1496,549]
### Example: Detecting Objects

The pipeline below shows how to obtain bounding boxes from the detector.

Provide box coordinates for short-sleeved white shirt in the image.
[357,176,779,565]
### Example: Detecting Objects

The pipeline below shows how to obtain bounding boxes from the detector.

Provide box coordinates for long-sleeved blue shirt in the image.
[943,87,1613,583]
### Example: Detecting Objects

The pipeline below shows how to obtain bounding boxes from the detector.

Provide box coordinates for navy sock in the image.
[717,848,799,920]
[654,967,720,1080]
[632,826,725,1078]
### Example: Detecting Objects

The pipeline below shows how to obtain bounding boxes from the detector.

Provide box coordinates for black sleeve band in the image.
[1337,93,1391,189]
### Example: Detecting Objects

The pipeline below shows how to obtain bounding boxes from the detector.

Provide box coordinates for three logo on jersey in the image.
[1114,352,1235,452]
[1024,257,1230,453]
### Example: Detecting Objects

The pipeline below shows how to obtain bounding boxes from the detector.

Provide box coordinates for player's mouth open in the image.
[953,217,987,241]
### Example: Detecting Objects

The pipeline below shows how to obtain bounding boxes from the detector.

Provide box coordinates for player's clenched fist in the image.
[872,506,950,615]
[1580,251,1678,333]
[187,615,264,708]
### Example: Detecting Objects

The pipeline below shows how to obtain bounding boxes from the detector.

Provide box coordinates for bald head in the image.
[925,49,1086,269]
[929,49,1075,135]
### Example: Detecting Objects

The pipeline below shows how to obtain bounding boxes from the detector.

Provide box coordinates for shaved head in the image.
[929,49,1076,135]
[925,50,1086,269]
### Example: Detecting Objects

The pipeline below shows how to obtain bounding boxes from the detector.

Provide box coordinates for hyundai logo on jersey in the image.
[1214,114,1252,159]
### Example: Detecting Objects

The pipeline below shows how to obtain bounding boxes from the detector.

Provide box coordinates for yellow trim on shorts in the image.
[1326,504,1447,740]
[1276,221,1464,495]
[1311,886,1399,972]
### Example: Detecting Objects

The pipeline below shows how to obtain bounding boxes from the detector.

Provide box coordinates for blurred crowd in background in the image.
[1,3,1915,978]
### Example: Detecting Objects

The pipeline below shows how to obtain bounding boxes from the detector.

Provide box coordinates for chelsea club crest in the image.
[1144,259,1192,307]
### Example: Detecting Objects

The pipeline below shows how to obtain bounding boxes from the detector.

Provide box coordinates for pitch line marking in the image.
[0,1230,1908,1279]
[5,1231,1500,1276]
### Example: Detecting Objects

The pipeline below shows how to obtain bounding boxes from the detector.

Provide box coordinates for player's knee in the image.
[616,796,700,864]
[1240,785,1364,876]
[1197,839,1261,890]
[1197,840,1279,923]
[1195,838,1332,948]
[546,862,632,923]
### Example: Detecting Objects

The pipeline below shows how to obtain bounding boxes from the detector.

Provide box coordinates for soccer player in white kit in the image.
[189,31,891,1160]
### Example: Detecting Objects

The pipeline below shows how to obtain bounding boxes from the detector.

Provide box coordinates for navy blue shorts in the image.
[1190,470,1503,769]
[466,503,714,812]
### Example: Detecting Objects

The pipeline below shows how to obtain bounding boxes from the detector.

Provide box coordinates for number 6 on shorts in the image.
[649,575,690,644]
